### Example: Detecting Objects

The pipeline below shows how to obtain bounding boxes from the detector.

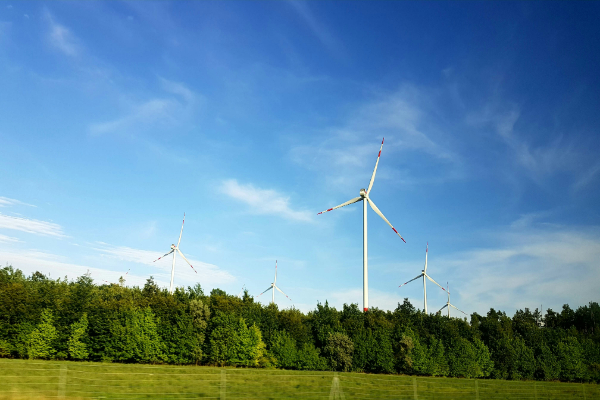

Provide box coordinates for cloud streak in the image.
[43,8,80,57]
[0,214,65,237]
[221,179,313,222]
[0,196,36,208]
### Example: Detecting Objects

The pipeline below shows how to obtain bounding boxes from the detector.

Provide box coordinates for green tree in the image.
[324,332,354,372]
[27,309,58,359]
[67,313,89,360]
[270,330,298,369]
[209,311,265,366]
[557,336,587,381]
[190,299,211,363]
[106,307,166,363]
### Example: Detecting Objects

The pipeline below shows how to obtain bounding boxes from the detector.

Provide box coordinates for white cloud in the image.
[0,196,36,208]
[0,248,152,287]
[43,9,80,57]
[436,226,600,315]
[0,214,65,237]
[0,234,21,243]
[221,179,313,222]
[93,243,234,286]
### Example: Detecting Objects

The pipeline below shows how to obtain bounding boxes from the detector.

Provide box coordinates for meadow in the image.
[1,359,598,400]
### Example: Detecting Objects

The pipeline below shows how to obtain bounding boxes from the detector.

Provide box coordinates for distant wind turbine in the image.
[237,284,246,298]
[256,260,292,304]
[438,282,467,318]
[318,138,405,312]
[153,213,197,294]
[399,243,445,314]
[102,269,130,285]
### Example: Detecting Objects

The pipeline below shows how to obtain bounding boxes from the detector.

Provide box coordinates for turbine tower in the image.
[438,282,467,318]
[399,243,445,314]
[153,213,197,294]
[256,260,292,304]
[318,138,405,312]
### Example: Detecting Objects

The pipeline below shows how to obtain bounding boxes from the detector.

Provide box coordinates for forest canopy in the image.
[0,266,598,383]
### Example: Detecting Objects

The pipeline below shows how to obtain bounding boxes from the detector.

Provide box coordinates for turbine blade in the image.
[177,213,185,247]
[275,285,292,301]
[450,304,468,315]
[318,197,362,215]
[256,286,273,297]
[177,249,197,274]
[399,273,423,288]
[367,197,406,243]
[367,137,384,194]
[426,274,446,291]
[438,304,448,313]
[153,250,174,263]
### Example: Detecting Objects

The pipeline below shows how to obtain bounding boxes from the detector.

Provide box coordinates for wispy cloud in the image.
[89,78,199,136]
[0,234,21,243]
[291,86,462,190]
[93,242,234,286]
[43,8,80,57]
[287,1,342,58]
[0,196,36,208]
[467,105,580,181]
[573,161,600,191]
[221,179,313,222]
[0,214,65,237]
[437,226,600,315]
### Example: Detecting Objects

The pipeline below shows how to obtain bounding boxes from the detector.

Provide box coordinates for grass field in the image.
[0,359,598,399]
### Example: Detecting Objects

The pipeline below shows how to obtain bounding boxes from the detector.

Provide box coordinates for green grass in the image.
[0,359,598,399]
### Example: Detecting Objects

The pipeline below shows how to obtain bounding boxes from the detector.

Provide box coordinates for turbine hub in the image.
[360,188,367,197]
[171,244,176,249]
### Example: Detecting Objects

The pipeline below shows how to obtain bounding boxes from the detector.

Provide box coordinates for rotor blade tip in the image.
[402,238,406,243]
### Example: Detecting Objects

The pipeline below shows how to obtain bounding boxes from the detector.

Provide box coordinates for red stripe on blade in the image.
[378,151,381,157]
[401,238,406,243]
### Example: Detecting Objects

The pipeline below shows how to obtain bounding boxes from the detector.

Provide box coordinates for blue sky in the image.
[1,1,599,316]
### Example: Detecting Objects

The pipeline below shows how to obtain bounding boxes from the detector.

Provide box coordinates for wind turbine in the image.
[237,285,246,298]
[153,213,197,294]
[438,282,467,318]
[318,138,405,312]
[102,269,130,285]
[256,260,292,304]
[399,243,445,314]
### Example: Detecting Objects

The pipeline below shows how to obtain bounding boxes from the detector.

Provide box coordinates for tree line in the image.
[0,266,598,383]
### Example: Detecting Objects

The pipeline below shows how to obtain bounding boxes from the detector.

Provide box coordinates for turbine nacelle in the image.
[170,244,176,249]
[360,188,367,197]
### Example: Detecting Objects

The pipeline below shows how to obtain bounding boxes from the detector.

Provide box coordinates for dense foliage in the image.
[0,266,598,382]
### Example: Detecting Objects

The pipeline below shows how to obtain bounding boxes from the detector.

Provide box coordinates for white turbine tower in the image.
[318,138,405,312]
[256,260,292,304]
[153,213,197,294]
[399,243,445,314]
[438,282,467,318]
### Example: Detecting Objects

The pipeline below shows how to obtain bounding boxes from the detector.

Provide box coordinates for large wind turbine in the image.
[399,243,445,314]
[318,138,405,312]
[438,282,467,318]
[256,260,292,304]
[153,213,197,294]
